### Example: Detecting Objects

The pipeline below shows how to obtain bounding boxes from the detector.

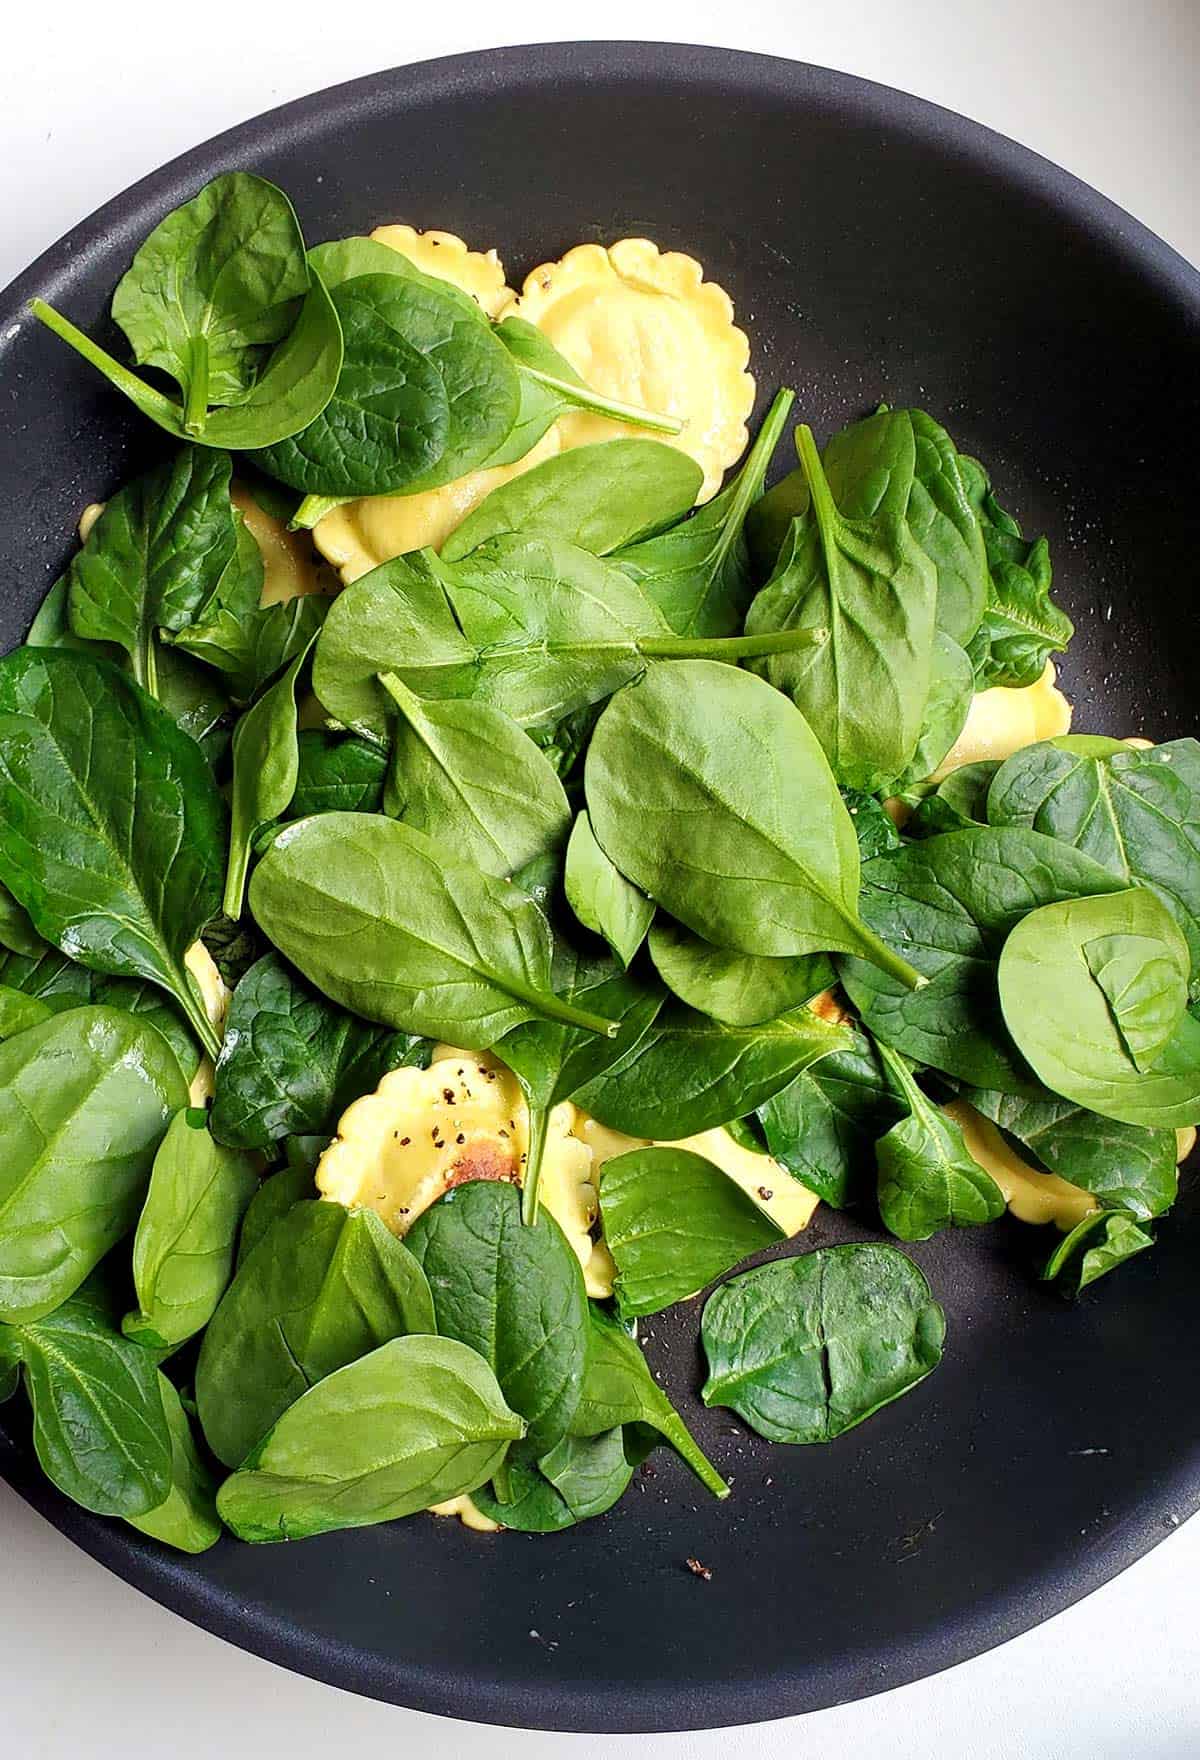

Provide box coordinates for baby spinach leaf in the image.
[236,1157,316,1269]
[257,272,520,496]
[988,737,1200,985]
[196,1198,434,1467]
[600,1147,782,1318]
[407,1180,589,1466]
[0,882,42,958]
[873,1043,1004,1240]
[893,631,974,790]
[700,1243,945,1442]
[155,644,234,762]
[954,1084,1178,1219]
[249,813,618,1044]
[840,827,1126,1091]
[959,458,1074,687]
[211,952,429,1152]
[612,388,794,637]
[998,887,1200,1126]
[66,447,238,694]
[499,951,663,1222]
[315,536,824,740]
[0,1007,186,1323]
[0,986,57,1039]
[168,590,328,706]
[471,1428,637,1531]
[31,272,342,452]
[0,937,91,1007]
[564,812,654,968]
[1041,1210,1154,1296]
[583,659,922,980]
[380,673,570,877]
[123,1108,258,1350]
[443,440,702,561]
[489,316,682,456]
[223,633,315,918]
[127,1373,222,1553]
[757,1028,899,1209]
[572,998,849,1140]
[842,789,902,860]
[647,919,834,1027]
[216,1333,523,1541]
[569,1304,727,1497]
[906,760,999,837]
[745,423,938,792]
[92,974,198,1083]
[290,729,387,817]
[0,649,228,1058]
[904,410,990,646]
[2,1271,172,1516]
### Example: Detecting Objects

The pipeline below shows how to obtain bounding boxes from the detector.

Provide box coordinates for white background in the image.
[2,6,1198,1756]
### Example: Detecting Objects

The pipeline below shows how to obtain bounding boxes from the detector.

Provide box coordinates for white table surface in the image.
[2,6,1198,1755]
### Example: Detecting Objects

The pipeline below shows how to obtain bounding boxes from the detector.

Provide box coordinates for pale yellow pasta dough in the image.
[933,661,1072,778]
[942,1099,1095,1231]
[231,485,337,605]
[368,224,512,317]
[498,239,754,502]
[182,940,230,1107]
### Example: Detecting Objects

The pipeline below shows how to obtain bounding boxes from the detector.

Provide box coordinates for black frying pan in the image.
[0,42,1197,1736]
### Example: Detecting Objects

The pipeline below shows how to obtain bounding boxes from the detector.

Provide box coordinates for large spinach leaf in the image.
[583,659,922,980]
[444,439,702,560]
[569,1305,727,1496]
[839,826,1126,1091]
[211,952,429,1151]
[216,1334,523,1541]
[700,1244,945,1442]
[959,458,1074,687]
[66,447,238,693]
[0,1271,172,1516]
[196,1198,434,1467]
[249,813,617,1044]
[381,672,570,876]
[757,1028,898,1208]
[599,1147,782,1318]
[874,1043,1005,1240]
[123,1108,258,1350]
[235,1153,317,1269]
[563,812,655,968]
[0,1007,186,1322]
[127,1374,221,1553]
[257,272,520,496]
[407,1180,589,1469]
[611,388,793,637]
[998,887,1200,1126]
[988,736,1200,985]
[573,997,849,1139]
[745,423,938,791]
[0,649,228,1058]
[955,1083,1178,1219]
[647,919,834,1027]
[893,631,974,790]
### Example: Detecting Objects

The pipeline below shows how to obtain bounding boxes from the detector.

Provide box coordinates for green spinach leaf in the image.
[407,1180,588,1467]
[0,882,41,958]
[839,827,1126,1091]
[249,813,618,1044]
[471,1428,638,1531]
[444,439,702,560]
[236,1156,316,1269]
[611,388,793,636]
[1041,1210,1154,1295]
[998,887,1200,1126]
[290,729,388,817]
[647,918,834,1027]
[583,659,922,980]
[216,1334,523,1541]
[599,1146,782,1318]
[196,1198,434,1467]
[906,760,999,836]
[959,458,1074,687]
[893,631,974,790]
[381,672,570,876]
[223,633,315,918]
[0,649,228,1058]
[0,1007,186,1322]
[700,1243,945,1442]
[123,1108,258,1350]
[168,590,328,706]
[212,952,429,1151]
[564,812,654,967]
[757,1028,898,1209]
[873,1042,1005,1240]
[127,1374,221,1553]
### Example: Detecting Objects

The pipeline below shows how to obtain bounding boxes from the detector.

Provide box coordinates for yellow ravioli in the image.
[368,224,512,317]
[933,661,1072,778]
[182,940,230,1106]
[231,485,337,605]
[942,1099,1095,1231]
[497,239,754,502]
[313,428,561,583]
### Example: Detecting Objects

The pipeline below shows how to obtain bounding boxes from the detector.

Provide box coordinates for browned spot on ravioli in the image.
[444,1140,519,1188]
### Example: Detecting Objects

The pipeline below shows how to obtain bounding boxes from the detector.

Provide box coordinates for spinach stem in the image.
[292,493,352,530]
[640,628,827,660]
[521,366,682,436]
[853,922,927,992]
[502,977,619,1037]
[183,336,210,437]
[520,1103,551,1227]
[143,629,160,701]
[28,299,184,429]
[222,840,251,924]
